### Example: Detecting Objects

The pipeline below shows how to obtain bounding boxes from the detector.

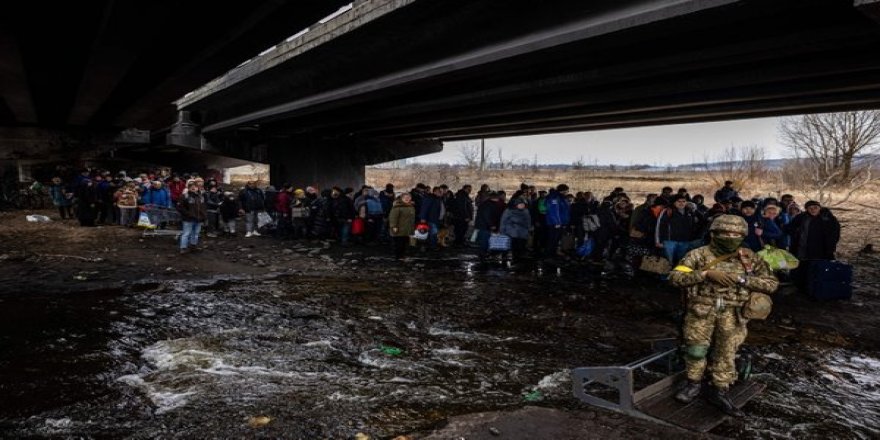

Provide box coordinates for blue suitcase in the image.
[807,260,853,300]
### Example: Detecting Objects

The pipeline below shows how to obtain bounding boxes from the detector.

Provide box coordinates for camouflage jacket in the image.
[669,245,778,306]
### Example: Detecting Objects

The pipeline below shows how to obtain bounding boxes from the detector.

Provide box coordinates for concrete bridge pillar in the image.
[166,111,202,149]
[267,136,442,191]
[268,137,366,191]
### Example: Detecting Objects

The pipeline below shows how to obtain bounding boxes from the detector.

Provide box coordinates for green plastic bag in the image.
[757,245,799,270]
[379,344,403,356]
[523,390,543,402]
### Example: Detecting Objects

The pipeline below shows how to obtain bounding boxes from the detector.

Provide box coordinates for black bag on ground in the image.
[807,260,853,300]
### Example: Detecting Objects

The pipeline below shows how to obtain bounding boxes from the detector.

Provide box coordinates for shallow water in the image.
[0,259,878,438]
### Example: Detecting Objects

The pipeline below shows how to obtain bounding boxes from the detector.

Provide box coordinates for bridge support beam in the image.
[856,0,880,24]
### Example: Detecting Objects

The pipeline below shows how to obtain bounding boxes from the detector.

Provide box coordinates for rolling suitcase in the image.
[807,260,853,300]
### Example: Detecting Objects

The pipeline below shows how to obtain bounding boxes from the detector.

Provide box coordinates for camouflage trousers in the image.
[683,302,748,389]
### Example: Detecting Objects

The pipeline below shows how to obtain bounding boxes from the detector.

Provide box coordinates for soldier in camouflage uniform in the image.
[668,214,778,417]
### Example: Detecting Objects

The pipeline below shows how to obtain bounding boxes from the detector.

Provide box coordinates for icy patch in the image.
[44,418,72,429]
[148,390,196,414]
[327,391,365,402]
[535,369,571,392]
[358,350,396,369]
[142,339,218,371]
[428,326,496,340]
[117,374,195,414]
[358,350,436,373]
[388,376,416,383]
[431,347,474,356]
[303,340,342,351]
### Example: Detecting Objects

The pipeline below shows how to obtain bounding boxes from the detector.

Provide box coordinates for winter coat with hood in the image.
[275,190,292,216]
[330,194,355,221]
[655,207,698,243]
[143,186,171,208]
[49,183,72,207]
[475,198,505,231]
[419,194,446,224]
[238,187,265,212]
[741,212,782,252]
[178,190,207,222]
[787,208,841,260]
[544,189,570,226]
[450,189,474,221]
[116,188,138,209]
[388,199,416,237]
[500,207,531,239]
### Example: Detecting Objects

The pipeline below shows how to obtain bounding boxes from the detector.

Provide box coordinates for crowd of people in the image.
[44,169,841,275]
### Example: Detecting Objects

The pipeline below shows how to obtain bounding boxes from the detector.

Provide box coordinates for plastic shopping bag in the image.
[757,245,799,270]
[137,211,155,229]
[257,211,273,228]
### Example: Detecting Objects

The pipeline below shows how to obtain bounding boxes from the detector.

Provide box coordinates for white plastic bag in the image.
[257,211,273,228]
[25,214,51,222]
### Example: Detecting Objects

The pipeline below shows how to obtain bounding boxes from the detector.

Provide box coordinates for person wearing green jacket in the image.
[388,193,416,260]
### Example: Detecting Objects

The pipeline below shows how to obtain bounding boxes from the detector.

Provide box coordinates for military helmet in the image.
[709,214,748,235]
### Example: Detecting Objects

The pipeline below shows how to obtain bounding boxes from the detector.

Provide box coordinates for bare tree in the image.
[779,111,880,185]
[457,143,480,169]
[701,145,768,191]
[780,157,875,206]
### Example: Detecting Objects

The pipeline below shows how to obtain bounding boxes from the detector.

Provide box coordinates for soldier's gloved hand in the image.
[704,270,739,287]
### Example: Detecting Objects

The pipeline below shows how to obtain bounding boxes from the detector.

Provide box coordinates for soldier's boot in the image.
[708,387,745,417]
[674,381,702,404]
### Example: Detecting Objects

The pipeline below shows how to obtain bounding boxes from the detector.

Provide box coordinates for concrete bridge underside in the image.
[4,0,880,188]
[169,0,880,188]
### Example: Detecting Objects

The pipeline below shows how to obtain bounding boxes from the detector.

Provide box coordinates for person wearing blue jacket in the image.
[740,201,782,252]
[143,181,171,208]
[48,176,74,220]
[761,204,787,249]
[419,186,446,250]
[544,184,571,257]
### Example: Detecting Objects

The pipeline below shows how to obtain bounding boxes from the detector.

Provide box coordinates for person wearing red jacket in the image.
[275,184,293,239]
[167,175,186,203]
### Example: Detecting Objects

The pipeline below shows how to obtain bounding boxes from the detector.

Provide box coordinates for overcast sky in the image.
[407,116,785,166]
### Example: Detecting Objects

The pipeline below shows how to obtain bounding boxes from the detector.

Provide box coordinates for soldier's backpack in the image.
[640,255,671,274]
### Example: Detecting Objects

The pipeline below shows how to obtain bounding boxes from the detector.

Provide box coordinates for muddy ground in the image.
[0,209,879,439]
